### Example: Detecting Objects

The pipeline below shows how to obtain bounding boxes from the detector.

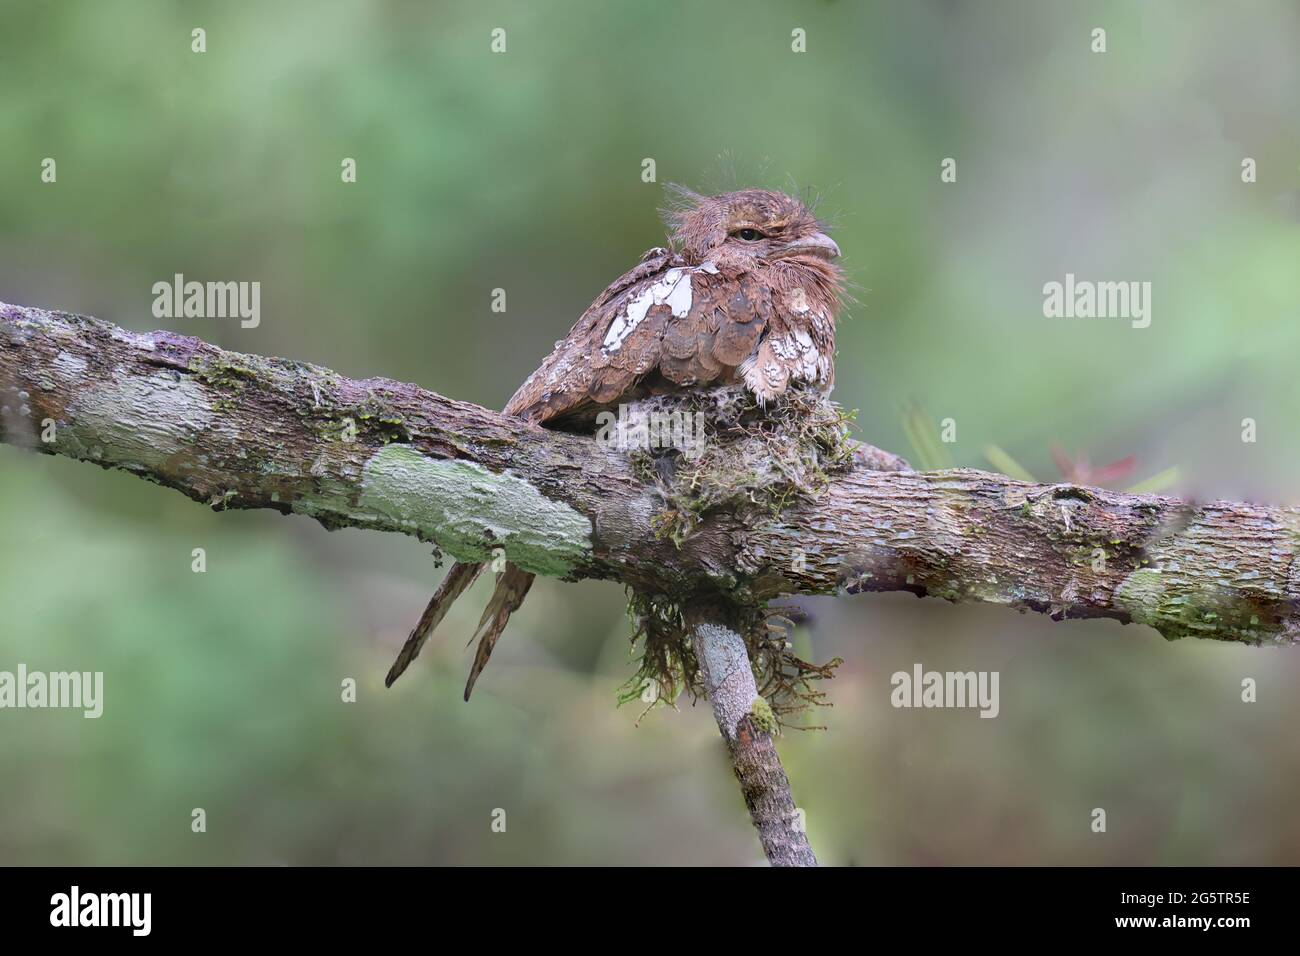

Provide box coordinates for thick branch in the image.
[3,301,1298,646]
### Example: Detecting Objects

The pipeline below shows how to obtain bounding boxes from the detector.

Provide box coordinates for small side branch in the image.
[692,622,817,867]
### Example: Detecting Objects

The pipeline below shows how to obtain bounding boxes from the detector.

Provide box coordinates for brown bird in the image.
[385,187,844,700]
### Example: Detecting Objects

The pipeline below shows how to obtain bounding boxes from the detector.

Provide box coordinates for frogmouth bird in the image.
[385,187,843,699]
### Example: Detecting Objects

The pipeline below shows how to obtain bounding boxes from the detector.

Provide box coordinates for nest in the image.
[615,384,854,727]
[624,383,857,545]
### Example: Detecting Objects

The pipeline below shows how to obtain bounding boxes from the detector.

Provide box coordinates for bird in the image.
[384,187,844,700]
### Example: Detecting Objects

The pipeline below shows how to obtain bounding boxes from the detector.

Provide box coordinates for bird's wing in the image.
[657,266,772,389]
[504,252,773,424]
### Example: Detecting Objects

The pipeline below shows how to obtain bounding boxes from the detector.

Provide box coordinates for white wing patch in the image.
[602,268,693,353]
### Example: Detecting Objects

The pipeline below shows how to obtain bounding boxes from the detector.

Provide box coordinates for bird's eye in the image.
[735,228,763,242]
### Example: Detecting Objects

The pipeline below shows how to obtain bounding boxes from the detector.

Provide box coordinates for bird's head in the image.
[663,187,841,273]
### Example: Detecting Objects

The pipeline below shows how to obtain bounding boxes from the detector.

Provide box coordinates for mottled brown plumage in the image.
[505,187,842,425]
[385,188,844,698]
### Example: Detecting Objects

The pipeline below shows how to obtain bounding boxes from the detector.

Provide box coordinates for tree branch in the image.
[692,621,817,866]
[3,299,1298,647]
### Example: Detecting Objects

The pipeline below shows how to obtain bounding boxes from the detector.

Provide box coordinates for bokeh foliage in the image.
[2,0,1299,864]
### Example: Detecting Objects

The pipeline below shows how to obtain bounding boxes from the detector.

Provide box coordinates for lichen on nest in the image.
[615,383,853,726]
[624,383,858,547]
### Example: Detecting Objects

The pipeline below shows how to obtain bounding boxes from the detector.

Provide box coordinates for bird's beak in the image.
[774,232,841,261]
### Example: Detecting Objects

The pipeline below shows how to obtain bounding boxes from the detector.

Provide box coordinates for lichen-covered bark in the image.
[692,623,817,867]
[741,471,1300,645]
[0,302,653,582]
[3,300,1298,646]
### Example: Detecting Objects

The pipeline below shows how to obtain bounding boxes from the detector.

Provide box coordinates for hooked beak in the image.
[772,231,841,261]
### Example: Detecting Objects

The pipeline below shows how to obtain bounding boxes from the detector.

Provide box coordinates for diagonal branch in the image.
[3,300,1298,647]
[691,620,817,866]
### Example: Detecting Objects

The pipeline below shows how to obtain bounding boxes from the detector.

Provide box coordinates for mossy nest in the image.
[614,383,854,727]
[623,383,857,547]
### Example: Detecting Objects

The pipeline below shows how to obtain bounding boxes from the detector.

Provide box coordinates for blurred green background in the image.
[2,0,1299,865]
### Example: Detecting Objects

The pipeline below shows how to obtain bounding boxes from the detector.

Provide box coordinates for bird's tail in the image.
[462,563,534,701]
[384,559,536,700]
[385,560,483,687]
